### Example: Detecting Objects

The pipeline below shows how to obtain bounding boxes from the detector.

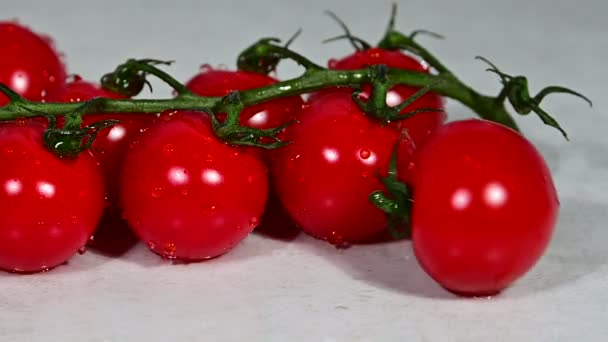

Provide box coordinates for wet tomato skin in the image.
[0,122,104,273]
[120,112,268,260]
[0,22,66,106]
[271,92,415,244]
[411,119,558,295]
[318,47,446,147]
[46,78,156,208]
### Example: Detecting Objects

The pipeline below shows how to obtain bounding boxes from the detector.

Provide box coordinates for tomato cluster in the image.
[0,21,559,296]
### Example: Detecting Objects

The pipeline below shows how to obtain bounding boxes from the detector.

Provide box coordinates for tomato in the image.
[46,77,156,209]
[185,67,303,134]
[316,47,445,147]
[0,22,66,106]
[0,122,104,273]
[120,111,268,260]
[411,119,558,295]
[271,92,415,245]
[186,67,304,236]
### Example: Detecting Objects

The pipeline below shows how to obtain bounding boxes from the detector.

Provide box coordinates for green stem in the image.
[0,67,518,130]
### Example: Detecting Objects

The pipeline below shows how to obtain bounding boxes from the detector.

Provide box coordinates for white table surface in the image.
[2,0,607,341]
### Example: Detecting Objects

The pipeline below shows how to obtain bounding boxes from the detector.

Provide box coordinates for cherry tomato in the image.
[185,67,303,133]
[0,22,66,106]
[0,122,104,273]
[120,112,268,260]
[186,67,304,235]
[46,77,156,209]
[316,47,445,147]
[271,92,415,245]
[411,119,558,295]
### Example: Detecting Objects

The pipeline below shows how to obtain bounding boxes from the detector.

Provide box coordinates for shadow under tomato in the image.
[301,234,457,299]
[253,191,301,242]
[504,197,608,297]
[88,211,139,258]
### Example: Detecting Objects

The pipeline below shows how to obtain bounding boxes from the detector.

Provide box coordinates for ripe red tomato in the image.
[0,22,66,106]
[46,77,156,209]
[185,67,303,133]
[317,47,445,147]
[186,67,304,236]
[120,111,268,260]
[271,92,415,245]
[0,122,104,273]
[411,119,558,295]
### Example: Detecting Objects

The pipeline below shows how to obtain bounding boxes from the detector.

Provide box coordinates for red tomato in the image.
[0,122,104,273]
[411,119,558,295]
[316,47,445,147]
[120,112,268,260]
[0,22,66,106]
[185,67,303,133]
[271,92,415,245]
[186,67,304,236]
[46,77,156,209]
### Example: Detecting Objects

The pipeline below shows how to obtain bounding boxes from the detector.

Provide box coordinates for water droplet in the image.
[235,225,243,231]
[77,246,87,255]
[328,59,338,69]
[301,103,311,110]
[162,243,177,259]
[361,171,370,178]
[204,154,214,163]
[249,217,259,228]
[201,204,219,216]
[88,235,95,244]
[15,118,26,126]
[407,161,415,172]
[290,154,301,162]
[36,221,45,226]
[70,215,78,224]
[34,159,42,167]
[151,186,164,198]
[147,241,157,250]
[162,144,176,157]
[359,148,371,159]
[327,231,351,249]
[180,188,189,196]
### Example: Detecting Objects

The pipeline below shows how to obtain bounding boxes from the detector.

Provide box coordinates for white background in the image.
[2,0,607,341]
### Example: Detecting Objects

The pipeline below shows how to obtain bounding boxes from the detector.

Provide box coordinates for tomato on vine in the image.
[185,67,303,137]
[0,122,104,273]
[46,77,156,209]
[0,22,66,107]
[120,111,268,260]
[271,92,415,245]
[411,119,558,295]
[317,47,445,147]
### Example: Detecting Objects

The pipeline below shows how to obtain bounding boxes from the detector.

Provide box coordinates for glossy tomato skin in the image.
[46,78,156,208]
[411,119,558,295]
[0,22,66,106]
[120,112,268,260]
[271,92,415,244]
[317,48,445,147]
[0,122,104,273]
[185,68,303,132]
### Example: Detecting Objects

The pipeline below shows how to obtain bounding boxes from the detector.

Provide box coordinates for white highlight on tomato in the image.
[386,90,403,107]
[4,179,23,196]
[107,125,126,142]
[322,148,340,163]
[451,188,472,210]
[167,166,189,186]
[201,169,223,185]
[247,110,268,127]
[484,181,507,208]
[36,181,56,198]
[11,71,29,93]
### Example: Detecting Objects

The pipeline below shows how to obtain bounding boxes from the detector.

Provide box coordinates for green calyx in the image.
[369,144,413,239]
[352,64,444,125]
